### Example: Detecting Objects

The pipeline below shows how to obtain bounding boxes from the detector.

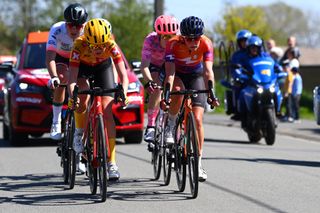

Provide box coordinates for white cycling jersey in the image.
[46,21,84,59]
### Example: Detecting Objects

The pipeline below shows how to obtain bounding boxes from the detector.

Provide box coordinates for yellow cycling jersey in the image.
[69,35,123,67]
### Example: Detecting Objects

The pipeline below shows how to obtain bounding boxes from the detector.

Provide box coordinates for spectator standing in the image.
[266,39,284,62]
[291,67,303,122]
[282,47,300,122]
[280,36,301,63]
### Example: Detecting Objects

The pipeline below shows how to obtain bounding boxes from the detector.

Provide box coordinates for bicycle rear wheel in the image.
[63,110,76,189]
[152,111,162,180]
[85,122,97,195]
[187,112,199,199]
[97,114,107,202]
[175,116,186,192]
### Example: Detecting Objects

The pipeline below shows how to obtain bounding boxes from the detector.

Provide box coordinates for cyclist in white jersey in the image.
[46,3,88,141]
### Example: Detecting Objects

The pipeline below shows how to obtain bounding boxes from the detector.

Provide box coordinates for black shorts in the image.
[149,63,165,85]
[55,54,69,66]
[175,72,206,108]
[78,58,115,97]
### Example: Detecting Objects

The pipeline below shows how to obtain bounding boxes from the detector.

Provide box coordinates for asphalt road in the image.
[1,120,320,213]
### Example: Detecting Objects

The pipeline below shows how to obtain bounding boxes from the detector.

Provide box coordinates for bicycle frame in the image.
[77,85,122,169]
[83,94,106,168]
[179,96,194,156]
[171,89,212,156]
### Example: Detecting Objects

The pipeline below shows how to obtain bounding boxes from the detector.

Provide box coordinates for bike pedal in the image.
[147,143,154,152]
[56,147,61,157]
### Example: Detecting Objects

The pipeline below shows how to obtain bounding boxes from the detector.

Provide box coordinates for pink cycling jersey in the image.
[141,32,165,67]
[46,21,84,59]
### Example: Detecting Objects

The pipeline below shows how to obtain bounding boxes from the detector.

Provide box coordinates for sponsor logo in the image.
[48,40,56,45]
[16,97,42,104]
[111,48,120,57]
[253,61,272,66]
[127,95,143,104]
[177,57,198,64]
[261,69,271,76]
[72,51,80,60]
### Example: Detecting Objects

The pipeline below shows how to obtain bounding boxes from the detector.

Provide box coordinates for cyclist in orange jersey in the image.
[162,16,219,182]
[68,18,128,181]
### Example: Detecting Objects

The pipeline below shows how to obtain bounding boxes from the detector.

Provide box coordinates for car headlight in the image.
[127,81,141,93]
[16,82,43,93]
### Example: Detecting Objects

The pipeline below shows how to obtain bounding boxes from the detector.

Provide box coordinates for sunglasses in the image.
[161,34,174,40]
[88,43,108,50]
[66,23,83,29]
[183,36,201,42]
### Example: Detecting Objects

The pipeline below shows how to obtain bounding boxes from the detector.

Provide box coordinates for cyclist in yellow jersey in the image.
[68,18,129,180]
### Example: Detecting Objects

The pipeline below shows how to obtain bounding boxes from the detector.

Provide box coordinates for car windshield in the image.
[23,43,46,69]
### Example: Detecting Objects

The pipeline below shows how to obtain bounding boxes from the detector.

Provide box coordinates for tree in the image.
[214,5,271,44]
[102,0,153,61]
[262,2,309,46]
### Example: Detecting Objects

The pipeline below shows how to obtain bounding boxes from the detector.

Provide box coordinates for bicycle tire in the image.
[62,111,70,184]
[85,122,97,195]
[152,111,162,180]
[175,116,186,192]
[97,114,107,202]
[67,111,76,189]
[62,110,76,189]
[62,130,69,184]
[162,114,172,186]
[187,112,199,199]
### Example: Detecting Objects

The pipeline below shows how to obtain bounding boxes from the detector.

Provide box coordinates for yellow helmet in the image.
[84,18,112,45]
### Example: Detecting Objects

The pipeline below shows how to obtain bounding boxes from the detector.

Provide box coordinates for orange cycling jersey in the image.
[69,35,123,67]
[165,35,214,74]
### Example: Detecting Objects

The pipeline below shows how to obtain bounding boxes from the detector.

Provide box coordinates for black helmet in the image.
[180,16,204,38]
[64,3,88,25]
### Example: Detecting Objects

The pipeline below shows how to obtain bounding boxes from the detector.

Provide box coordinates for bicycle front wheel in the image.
[175,116,186,192]
[152,111,163,180]
[97,114,107,202]
[64,110,76,189]
[187,112,199,199]
[85,121,97,195]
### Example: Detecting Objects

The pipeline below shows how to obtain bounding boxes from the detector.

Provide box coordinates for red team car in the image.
[3,31,144,145]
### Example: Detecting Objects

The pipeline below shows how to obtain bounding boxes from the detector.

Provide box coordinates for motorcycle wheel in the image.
[264,108,276,145]
[246,114,261,143]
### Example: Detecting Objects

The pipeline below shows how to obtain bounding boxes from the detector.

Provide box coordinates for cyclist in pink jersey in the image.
[46,3,88,141]
[141,15,179,147]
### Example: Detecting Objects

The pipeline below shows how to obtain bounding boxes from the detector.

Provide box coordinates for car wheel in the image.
[124,130,143,144]
[9,123,28,146]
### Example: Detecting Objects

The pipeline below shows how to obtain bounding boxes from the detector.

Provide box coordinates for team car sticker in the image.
[16,97,42,104]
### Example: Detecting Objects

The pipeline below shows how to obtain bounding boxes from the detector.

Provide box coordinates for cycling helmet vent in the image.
[154,15,179,35]
[84,18,112,45]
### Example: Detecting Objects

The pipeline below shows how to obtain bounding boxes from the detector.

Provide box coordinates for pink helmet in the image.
[154,15,179,35]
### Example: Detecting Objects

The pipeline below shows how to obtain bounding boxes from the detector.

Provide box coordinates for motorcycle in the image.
[222,56,287,145]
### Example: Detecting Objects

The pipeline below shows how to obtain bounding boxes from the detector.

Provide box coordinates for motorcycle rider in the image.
[238,35,284,127]
[229,29,252,120]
